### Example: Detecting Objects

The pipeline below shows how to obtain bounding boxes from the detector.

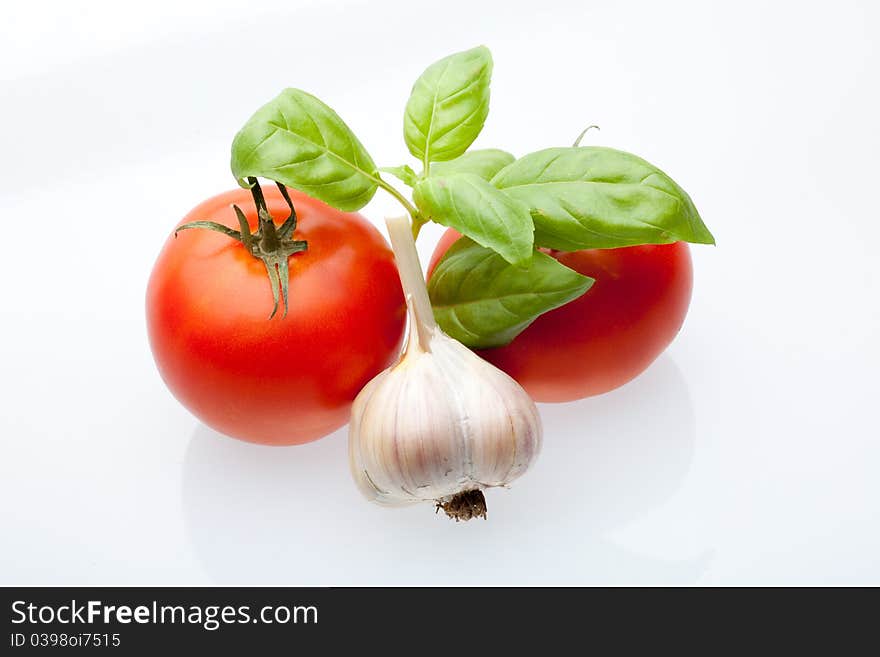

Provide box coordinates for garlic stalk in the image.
[348,215,542,521]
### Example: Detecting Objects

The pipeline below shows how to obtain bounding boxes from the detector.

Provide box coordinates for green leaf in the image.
[413,173,534,267]
[428,238,593,349]
[379,165,418,187]
[231,88,379,212]
[429,149,514,180]
[404,46,493,165]
[492,146,715,250]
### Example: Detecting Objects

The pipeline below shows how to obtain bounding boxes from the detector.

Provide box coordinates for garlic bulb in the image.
[348,215,542,521]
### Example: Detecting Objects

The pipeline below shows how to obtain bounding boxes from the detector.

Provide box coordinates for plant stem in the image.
[385,214,436,351]
[411,215,428,240]
[376,176,421,226]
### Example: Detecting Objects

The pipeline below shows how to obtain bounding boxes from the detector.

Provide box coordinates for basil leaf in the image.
[492,146,714,250]
[231,88,379,211]
[413,173,534,267]
[379,165,418,187]
[429,149,514,180]
[404,46,493,164]
[428,238,593,349]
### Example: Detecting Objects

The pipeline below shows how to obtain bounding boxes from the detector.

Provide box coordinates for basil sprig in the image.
[413,174,533,267]
[231,88,380,212]
[492,146,714,250]
[429,149,514,180]
[428,238,593,349]
[228,46,713,347]
[404,46,493,167]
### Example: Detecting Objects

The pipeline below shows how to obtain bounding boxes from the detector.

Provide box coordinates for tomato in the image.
[147,187,406,445]
[428,229,693,402]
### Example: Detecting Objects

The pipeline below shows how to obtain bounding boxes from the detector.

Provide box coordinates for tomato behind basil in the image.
[147,188,406,444]
[428,229,693,402]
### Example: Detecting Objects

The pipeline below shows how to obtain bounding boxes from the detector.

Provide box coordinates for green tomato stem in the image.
[174,179,307,319]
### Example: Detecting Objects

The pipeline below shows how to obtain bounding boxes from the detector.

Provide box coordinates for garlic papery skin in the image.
[348,215,542,520]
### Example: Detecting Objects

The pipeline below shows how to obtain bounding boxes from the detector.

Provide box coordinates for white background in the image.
[1,0,878,585]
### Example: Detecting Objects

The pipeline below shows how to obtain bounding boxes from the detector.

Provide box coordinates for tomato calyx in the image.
[174,178,308,319]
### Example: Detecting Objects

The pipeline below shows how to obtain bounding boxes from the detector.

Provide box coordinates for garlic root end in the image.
[435,489,487,522]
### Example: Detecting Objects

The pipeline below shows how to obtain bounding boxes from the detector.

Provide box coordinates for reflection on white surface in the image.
[538,358,697,534]
[182,357,713,585]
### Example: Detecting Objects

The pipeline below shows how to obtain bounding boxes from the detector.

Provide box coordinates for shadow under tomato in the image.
[182,355,712,585]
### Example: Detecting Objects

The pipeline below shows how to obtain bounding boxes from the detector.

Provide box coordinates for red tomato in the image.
[428,229,693,402]
[147,188,406,445]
